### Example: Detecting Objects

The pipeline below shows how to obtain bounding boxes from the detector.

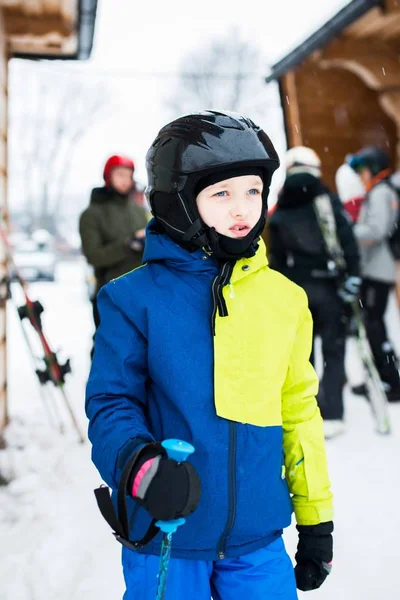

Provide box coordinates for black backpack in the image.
[387,176,400,259]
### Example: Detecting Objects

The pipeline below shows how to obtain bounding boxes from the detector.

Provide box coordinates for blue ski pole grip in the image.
[156,439,195,534]
[161,439,195,462]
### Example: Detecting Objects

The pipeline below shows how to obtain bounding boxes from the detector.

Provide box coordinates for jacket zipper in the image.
[217,421,237,559]
[211,262,234,335]
[211,261,237,558]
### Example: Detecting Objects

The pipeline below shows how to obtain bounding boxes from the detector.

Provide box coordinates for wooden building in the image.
[265,0,400,190]
[0,0,97,446]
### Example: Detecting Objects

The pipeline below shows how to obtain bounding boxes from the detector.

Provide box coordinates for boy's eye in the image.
[248,188,261,195]
[214,190,228,197]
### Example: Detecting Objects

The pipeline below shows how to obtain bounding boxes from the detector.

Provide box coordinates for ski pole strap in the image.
[94,442,166,550]
[94,485,159,550]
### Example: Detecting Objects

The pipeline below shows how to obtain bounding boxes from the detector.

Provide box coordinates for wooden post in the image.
[0,7,8,449]
[379,90,400,310]
[280,72,303,147]
[384,0,400,14]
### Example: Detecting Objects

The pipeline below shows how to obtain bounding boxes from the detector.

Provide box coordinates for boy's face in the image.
[110,166,134,194]
[196,175,263,239]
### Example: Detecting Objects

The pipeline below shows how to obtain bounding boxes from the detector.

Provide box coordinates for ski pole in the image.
[155,439,195,600]
[19,297,85,443]
[12,297,64,433]
[351,300,391,435]
[0,224,84,443]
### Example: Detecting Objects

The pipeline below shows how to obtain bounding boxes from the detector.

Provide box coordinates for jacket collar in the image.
[144,220,268,280]
[90,186,130,205]
[143,220,218,275]
[231,240,268,284]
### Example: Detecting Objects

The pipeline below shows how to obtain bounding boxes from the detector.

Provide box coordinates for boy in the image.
[86,111,334,599]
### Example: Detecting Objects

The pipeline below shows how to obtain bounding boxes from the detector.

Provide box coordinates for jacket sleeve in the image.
[282,289,334,526]
[354,185,396,245]
[266,217,287,273]
[79,208,130,269]
[332,195,360,276]
[85,284,154,490]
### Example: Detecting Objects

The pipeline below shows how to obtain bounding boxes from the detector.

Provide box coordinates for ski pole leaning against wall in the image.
[0,221,85,443]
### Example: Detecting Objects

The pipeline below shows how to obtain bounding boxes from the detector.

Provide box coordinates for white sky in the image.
[9,0,351,214]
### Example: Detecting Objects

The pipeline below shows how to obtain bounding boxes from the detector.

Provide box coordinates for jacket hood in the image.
[277,173,328,209]
[90,186,130,205]
[143,219,218,275]
[143,219,267,278]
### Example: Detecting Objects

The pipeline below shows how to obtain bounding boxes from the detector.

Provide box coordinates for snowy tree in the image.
[167,29,274,121]
[8,61,112,235]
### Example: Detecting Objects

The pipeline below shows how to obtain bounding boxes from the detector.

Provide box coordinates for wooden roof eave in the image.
[3,0,97,60]
[317,37,400,91]
[265,0,384,83]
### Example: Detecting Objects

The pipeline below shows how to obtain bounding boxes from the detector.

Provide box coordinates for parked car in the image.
[12,238,57,282]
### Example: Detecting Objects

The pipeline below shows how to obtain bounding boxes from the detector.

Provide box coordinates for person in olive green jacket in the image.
[79,155,148,335]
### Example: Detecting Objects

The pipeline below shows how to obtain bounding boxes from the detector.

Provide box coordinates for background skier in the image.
[335,162,365,223]
[267,146,360,439]
[348,146,400,401]
[79,155,148,336]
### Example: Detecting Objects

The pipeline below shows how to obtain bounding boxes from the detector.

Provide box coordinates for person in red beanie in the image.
[79,155,149,351]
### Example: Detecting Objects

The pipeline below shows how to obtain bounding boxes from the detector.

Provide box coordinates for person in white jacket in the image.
[335,163,365,223]
[348,147,400,402]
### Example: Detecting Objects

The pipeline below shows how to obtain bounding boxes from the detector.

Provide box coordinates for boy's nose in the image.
[231,197,249,218]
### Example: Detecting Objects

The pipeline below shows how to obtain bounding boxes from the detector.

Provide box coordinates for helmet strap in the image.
[181,219,209,247]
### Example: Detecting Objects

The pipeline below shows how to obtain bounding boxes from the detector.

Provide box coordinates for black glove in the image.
[126,235,145,252]
[295,521,333,592]
[129,443,201,521]
[338,275,361,303]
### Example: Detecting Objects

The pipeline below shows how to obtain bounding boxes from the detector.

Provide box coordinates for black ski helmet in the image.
[348,146,390,177]
[145,110,280,261]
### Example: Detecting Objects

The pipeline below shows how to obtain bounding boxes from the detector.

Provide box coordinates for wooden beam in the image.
[345,8,400,40]
[379,90,400,170]
[381,17,400,40]
[20,0,43,17]
[345,7,382,37]
[42,0,63,12]
[8,33,76,55]
[60,0,76,23]
[319,37,400,91]
[4,10,72,36]
[281,72,303,147]
[384,0,400,14]
[0,8,8,444]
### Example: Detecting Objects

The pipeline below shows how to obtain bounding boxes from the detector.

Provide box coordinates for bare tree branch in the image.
[168,29,268,119]
[9,64,113,234]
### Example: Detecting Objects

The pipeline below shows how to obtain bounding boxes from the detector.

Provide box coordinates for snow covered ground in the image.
[1,259,400,600]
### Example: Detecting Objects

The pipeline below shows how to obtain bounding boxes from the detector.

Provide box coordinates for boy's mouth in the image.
[229,223,251,238]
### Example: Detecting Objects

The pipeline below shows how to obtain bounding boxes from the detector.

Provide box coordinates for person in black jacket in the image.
[268,146,361,439]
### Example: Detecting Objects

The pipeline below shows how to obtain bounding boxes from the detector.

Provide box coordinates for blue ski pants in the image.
[122,536,298,599]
